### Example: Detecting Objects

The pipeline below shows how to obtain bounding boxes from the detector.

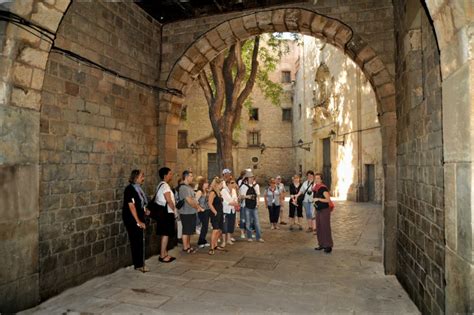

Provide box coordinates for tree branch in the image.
[210,53,225,125]
[198,70,213,107]
[234,36,260,127]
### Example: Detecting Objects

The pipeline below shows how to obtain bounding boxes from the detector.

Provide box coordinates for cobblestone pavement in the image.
[23,201,419,314]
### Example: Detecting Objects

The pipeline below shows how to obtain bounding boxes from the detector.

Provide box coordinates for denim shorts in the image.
[303,201,314,219]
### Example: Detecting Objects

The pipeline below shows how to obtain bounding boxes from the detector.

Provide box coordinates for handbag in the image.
[148,183,166,220]
[297,182,312,206]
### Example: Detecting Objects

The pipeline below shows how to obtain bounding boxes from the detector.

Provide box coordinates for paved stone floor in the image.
[23,201,419,314]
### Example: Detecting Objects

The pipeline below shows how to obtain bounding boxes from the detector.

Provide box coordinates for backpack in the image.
[175,184,185,209]
[244,184,257,209]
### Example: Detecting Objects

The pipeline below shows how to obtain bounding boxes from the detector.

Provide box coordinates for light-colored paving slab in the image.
[22,201,419,314]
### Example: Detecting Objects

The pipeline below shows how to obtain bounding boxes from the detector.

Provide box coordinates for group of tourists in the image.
[122,167,334,272]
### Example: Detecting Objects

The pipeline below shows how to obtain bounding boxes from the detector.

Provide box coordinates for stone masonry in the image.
[394,1,445,314]
[1,0,474,313]
[0,0,70,312]
[37,0,162,302]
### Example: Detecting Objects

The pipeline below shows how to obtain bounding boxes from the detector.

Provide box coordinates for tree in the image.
[198,34,290,172]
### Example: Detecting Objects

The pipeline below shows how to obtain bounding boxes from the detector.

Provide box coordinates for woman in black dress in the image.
[208,177,225,255]
[122,169,148,272]
[289,174,303,231]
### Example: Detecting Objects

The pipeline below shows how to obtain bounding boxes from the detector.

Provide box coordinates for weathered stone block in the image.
[31,3,64,33]
[229,18,251,40]
[19,47,49,70]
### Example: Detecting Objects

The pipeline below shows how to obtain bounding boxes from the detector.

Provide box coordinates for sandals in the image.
[208,248,215,255]
[135,266,149,273]
[159,255,176,263]
[183,247,197,254]
[215,246,228,252]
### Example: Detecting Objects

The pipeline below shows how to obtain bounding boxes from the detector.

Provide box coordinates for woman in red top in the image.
[313,173,333,253]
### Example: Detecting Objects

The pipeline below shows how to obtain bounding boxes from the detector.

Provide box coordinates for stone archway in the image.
[0,1,72,311]
[161,7,398,274]
[0,0,472,313]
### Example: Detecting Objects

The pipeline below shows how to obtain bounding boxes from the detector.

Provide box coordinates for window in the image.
[281,71,291,83]
[248,131,260,147]
[282,108,292,121]
[298,104,302,120]
[178,130,188,149]
[249,108,259,121]
[180,105,187,120]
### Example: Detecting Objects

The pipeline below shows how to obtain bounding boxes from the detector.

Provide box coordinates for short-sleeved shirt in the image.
[123,184,145,224]
[239,183,260,197]
[314,185,329,211]
[277,183,286,194]
[264,186,282,206]
[155,181,175,214]
[299,180,314,203]
[178,184,196,215]
[197,191,209,209]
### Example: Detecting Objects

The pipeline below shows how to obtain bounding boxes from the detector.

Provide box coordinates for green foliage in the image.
[240,33,295,107]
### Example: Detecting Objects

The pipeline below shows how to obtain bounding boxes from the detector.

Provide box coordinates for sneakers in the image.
[230,237,236,242]
[198,243,210,248]
[227,240,234,245]
[247,238,253,242]
[240,233,246,239]
[258,239,265,243]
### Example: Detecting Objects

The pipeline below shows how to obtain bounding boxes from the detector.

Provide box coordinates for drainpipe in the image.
[356,70,364,201]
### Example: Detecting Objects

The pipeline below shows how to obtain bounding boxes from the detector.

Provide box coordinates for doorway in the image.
[207,153,219,179]
[365,164,375,202]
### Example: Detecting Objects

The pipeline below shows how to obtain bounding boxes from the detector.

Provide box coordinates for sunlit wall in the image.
[293,36,383,202]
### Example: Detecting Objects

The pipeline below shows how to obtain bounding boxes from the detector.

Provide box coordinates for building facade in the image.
[293,37,383,203]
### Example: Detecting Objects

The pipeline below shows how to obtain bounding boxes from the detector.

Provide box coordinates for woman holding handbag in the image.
[313,172,334,254]
[154,167,177,263]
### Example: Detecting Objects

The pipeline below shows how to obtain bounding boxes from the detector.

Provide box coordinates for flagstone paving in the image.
[22,201,419,314]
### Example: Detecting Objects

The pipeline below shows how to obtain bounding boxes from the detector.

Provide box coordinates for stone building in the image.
[175,37,298,183]
[0,1,473,314]
[293,36,383,203]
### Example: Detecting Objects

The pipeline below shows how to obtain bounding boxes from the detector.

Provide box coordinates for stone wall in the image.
[38,1,161,300]
[394,1,444,313]
[0,0,70,312]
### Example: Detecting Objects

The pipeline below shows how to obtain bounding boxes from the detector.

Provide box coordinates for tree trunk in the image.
[216,130,234,172]
[198,36,260,174]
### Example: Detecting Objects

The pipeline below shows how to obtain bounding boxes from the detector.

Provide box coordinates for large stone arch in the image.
[0,0,472,313]
[161,6,399,273]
